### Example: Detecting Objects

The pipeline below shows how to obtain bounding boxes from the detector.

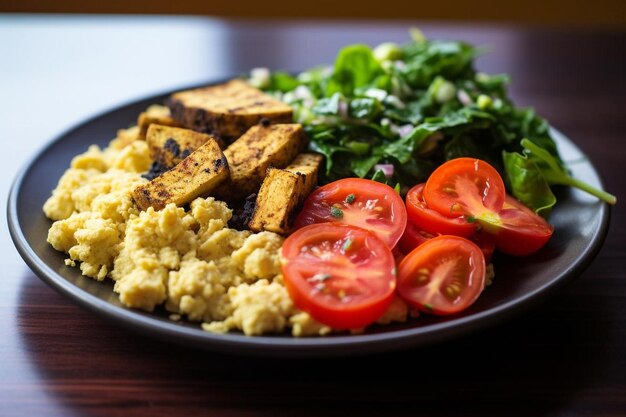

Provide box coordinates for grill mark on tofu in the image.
[166,79,293,141]
[132,138,229,211]
[248,153,323,234]
[213,124,306,201]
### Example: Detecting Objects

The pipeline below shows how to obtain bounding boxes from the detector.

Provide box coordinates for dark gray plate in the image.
[7,84,611,357]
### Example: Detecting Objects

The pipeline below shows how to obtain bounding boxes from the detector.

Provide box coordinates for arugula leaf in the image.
[521,139,616,205]
[503,150,556,216]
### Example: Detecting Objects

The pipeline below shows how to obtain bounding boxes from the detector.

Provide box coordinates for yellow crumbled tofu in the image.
[248,153,323,234]
[114,125,141,148]
[132,138,229,211]
[137,104,180,140]
[213,123,305,200]
[167,79,293,139]
[146,124,214,169]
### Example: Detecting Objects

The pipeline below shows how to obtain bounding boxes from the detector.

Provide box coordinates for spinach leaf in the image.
[349,98,382,120]
[351,155,381,178]
[311,93,341,116]
[268,72,300,92]
[259,32,615,205]
[327,45,382,96]
[503,150,556,216]
[521,139,616,204]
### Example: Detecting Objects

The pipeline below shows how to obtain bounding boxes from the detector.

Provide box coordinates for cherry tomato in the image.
[405,183,477,238]
[423,158,506,219]
[281,223,396,329]
[469,231,496,263]
[485,195,554,256]
[397,221,439,255]
[294,178,407,248]
[397,235,486,315]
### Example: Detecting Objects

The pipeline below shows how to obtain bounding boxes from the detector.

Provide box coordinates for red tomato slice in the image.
[485,195,554,256]
[406,183,477,237]
[423,158,506,219]
[469,231,496,263]
[397,221,439,255]
[281,223,396,329]
[294,178,407,248]
[397,235,486,315]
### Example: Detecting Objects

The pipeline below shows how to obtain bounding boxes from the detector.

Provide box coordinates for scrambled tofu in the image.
[132,137,229,211]
[167,79,293,139]
[214,123,305,200]
[249,153,323,234]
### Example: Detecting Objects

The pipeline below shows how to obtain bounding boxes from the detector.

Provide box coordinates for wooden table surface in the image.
[1,17,625,417]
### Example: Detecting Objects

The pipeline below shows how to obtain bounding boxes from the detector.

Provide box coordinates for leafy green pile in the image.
[253,29,615,215]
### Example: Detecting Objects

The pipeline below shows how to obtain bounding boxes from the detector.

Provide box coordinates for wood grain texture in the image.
[0,0,625,27]
[1,22,625,417]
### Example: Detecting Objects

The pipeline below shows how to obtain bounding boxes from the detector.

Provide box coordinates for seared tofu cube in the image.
[213,123,305,200]
[249,153,323,234]
[137,105,180,140]
[132,138,229,211]
[166,79,293,140]
[283,153,324,204]
[146,125,214,169]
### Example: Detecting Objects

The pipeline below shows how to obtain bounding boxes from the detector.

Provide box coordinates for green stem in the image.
[562,176,617,205]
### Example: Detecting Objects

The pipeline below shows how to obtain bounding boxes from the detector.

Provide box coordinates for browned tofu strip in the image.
[213,123,305,200]
[137,104,180,140]
[146,125,213,169]
[132,138,229,211]
[166,79,293,140]
[283,153,324,204]
[248,153,323,234]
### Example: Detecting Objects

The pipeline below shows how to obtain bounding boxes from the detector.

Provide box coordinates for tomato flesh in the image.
[294,178,407,249]
[485,195,554,256]
[406,183,477,238]
[397,221,438,255]
[397,235,486,315]
[469,231,496,263]
[423,158,506,219]
[281,223,396,329]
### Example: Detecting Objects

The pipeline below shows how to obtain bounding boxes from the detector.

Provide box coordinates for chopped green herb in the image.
[345,193,356,204]
[423,303,434,311]
[330,206,344,218]
[342,238,353,251]
[466,215,476,223]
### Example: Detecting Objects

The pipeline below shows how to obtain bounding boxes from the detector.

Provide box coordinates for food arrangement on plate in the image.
[43,30,616,337]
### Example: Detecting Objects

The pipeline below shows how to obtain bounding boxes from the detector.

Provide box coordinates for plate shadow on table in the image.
[16,270,616,417]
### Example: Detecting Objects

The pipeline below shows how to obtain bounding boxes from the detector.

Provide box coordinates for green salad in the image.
[250,29,616,215]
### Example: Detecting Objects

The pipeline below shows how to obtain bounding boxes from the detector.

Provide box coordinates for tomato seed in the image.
[416,274,429,284]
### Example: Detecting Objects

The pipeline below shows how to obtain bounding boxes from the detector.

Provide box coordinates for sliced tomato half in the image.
[485,195,554,256]
[293,178,407,248]
[397,221,439,255]
[423,158,506,219]
[406,183,477,238]
[281,223,396,329]
[397,235,486,315]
